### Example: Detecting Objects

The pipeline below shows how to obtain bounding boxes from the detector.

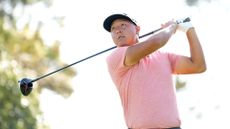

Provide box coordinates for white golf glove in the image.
[178,22,194,32]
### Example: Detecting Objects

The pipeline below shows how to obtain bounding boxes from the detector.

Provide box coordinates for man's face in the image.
[110,19,140,47]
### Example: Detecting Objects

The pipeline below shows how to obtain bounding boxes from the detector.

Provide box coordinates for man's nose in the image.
[115,27,123,34]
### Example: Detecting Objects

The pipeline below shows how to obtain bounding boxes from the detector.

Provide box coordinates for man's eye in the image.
[121,23,126,27]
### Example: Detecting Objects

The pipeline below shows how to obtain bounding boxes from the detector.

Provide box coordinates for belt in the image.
[128,127,181,129]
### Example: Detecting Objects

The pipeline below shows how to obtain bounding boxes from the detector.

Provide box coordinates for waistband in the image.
[128,127,181,129]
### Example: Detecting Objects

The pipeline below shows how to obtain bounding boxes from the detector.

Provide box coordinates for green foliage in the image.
[0,0,76,128]
[185,0,199,6]
[175,76,186,90]
[0,66,37,129]
[185,0,213,6]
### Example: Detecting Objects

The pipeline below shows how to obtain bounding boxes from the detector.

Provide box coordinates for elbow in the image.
[196,63,207,73]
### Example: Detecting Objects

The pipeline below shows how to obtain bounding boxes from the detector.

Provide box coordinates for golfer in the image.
[103,13,206,129]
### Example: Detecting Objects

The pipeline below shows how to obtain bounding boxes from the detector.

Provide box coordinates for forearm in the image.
[125,24,176,66]
[187,28,206,72]
[144,24,176,51]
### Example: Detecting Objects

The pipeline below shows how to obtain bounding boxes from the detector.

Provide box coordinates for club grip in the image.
[176,17,191,24]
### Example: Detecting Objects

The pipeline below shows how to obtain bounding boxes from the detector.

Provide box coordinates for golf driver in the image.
[18,17,190,96]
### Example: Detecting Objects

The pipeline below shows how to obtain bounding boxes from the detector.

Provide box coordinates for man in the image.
[103,13,206,129]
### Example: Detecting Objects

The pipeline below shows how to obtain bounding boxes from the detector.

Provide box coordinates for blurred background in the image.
[0,0,230,129]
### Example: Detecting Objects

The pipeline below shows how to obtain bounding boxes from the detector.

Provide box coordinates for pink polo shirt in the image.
[106,47,181,129]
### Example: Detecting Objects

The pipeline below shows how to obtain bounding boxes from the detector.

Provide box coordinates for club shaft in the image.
[32,16,192,82]
[30,17,191,82]
[31,15,190,82]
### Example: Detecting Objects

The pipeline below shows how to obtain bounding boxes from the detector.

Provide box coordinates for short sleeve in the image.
[106,47,130,84]
[167,52,182,74]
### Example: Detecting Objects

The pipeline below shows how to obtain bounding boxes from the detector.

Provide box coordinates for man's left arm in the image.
[174,28,206,74]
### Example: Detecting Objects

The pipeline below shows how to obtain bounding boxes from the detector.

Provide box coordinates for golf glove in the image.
[178,22,194,32]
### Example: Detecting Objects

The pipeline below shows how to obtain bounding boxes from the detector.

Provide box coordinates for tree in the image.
[185,0,213,6]
[0,0,76,128]
[175,75,186,90]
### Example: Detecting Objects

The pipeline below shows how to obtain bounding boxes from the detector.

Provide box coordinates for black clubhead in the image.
[19,78,33,96]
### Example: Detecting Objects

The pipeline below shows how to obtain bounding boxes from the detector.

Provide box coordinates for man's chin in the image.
[119,44,129,47]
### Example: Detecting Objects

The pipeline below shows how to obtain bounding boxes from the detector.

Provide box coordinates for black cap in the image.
[103,13,137,32]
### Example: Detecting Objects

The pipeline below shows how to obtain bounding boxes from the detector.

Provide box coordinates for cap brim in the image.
[103,14,137,32]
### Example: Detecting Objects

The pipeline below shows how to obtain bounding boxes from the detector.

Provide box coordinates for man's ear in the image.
[136,25,140,36]
[136,25,140,34]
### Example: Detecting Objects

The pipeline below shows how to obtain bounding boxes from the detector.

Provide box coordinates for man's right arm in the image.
[124,22,177,66]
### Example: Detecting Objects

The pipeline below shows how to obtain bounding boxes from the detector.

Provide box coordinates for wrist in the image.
[186,27,195,35]
[169,23,177,34]
[178,22,193,32]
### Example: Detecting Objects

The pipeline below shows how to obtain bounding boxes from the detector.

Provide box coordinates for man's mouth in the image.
[118,35,125,40]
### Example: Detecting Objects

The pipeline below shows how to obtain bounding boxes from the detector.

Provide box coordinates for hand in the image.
[178,22,194,32]
[161,20,178,33]
[161,20,177,29]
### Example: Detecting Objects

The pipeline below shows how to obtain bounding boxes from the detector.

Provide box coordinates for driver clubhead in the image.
[19,78,33,96]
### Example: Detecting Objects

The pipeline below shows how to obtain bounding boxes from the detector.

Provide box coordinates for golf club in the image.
[18,17,190,96]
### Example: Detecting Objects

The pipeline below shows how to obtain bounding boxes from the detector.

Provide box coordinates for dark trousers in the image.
[128,127,181,129]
